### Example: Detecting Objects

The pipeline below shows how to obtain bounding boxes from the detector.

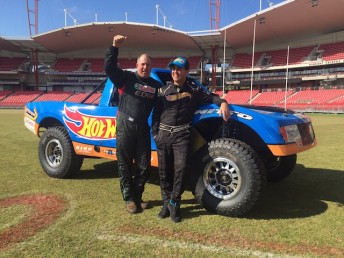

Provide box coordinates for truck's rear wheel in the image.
[190,138,266,217]
[38,126,83,178]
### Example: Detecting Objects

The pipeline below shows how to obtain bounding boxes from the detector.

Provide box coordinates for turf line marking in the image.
[97,234,304,258]
[0,192,76,251]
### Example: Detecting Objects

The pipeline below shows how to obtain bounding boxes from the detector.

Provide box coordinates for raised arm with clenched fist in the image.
[112,35,127,48]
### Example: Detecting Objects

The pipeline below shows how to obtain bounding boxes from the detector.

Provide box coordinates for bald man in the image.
[104,35,162,214]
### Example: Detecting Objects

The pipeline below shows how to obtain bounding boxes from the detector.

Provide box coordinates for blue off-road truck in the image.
[24,68,317,217]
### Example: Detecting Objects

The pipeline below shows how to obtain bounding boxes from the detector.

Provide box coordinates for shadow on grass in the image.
[72,160,119,179]
[247,164,344,220]
[71,161,344,220]
[72,161,163,186]
[72,161,208,218]
[72,161,162,186]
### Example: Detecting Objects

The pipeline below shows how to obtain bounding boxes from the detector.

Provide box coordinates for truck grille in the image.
[298,122,316,146]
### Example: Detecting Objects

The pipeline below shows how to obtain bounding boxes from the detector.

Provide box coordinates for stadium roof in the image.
[1,0,344,60]
[221,0,344,49]
[32,23,203,58]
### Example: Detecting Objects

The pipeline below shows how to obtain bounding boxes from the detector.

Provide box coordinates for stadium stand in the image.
[64,92,88,103]
[231,53,261,68]
[319,42,344,61]
[87,57,173,71]
[329,94,344,104]
[151,57,170,69]
[0,57,25,71]
[224,89,259,104]
[288,46,316,64]
[65,92,102,104]
[0,91,43,107]
[0,2,344,113]
[215,90,224,97]
[187,56,202,70]
[231,46,316,68]
[221,88,344,110]
[286,89,344,105]
[85,92,102,104]
[262,46,315,66]
[117,59,136,69]
[263,50,288,66]
[34,91,73,102]
[0,90,12,101]
[52,58,85,72]
[252,89,295,106]
[87,59,105,73]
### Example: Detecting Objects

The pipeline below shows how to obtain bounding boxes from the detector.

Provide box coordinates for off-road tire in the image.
[38,126,83,178]
[265,154,297,182]
[190,138,266,217]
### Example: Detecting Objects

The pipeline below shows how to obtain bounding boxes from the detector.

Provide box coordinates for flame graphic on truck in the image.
[63,105,117,140]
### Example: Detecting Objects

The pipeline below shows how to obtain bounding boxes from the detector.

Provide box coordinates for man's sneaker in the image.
[167,199,181,223]
[126,201,138,214]
[138,199,151,210]
[158,202,170,218]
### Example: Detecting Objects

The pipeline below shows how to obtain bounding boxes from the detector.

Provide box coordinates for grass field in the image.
[0,109,343,257]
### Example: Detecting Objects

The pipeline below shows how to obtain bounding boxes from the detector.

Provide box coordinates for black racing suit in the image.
[104,46,161,203]
[152,80,226,203]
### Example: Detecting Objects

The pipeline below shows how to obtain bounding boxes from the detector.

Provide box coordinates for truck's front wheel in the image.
[38,126,83,178]
[191,138,266,217]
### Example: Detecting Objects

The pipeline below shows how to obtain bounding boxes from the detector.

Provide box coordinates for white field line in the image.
[97,234,306,258]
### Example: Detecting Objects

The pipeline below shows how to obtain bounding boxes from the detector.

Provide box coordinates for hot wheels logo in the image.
[63,105,116,140]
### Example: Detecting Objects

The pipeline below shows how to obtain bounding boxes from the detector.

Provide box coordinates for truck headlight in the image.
[280,124,302,146]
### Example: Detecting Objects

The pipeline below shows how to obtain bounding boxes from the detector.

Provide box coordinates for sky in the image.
[0,0,286,38]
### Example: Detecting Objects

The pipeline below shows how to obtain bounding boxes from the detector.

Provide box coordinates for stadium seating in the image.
[85,92,102,104]
[1,41,344,112]
[117,59,136,69]
[264,50,288,66]
[52,58,84,72]
[0,90,102,106]
[264,46,315,66]
[187,56,202,70]
[65,92,88,103]
[288,46,315,64]
[87,59,105,73]
[231,53,261,68]
[87,57,174,71]
[222,88,344,109]
[319,42,344,61]
[34,91,73,102]
[85,56,200,70]
[286,89,344,104]
[329,94,344,104]
[0,90,12,101]
[65,92,102,104]
[231,45,316,68]
[151,57,171,69]
[1,88,343,111]
[0,57,25,71]
[215,90,224,97]
[0,90,43,107]
[251,89,295,106]
[224,89,259,104]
